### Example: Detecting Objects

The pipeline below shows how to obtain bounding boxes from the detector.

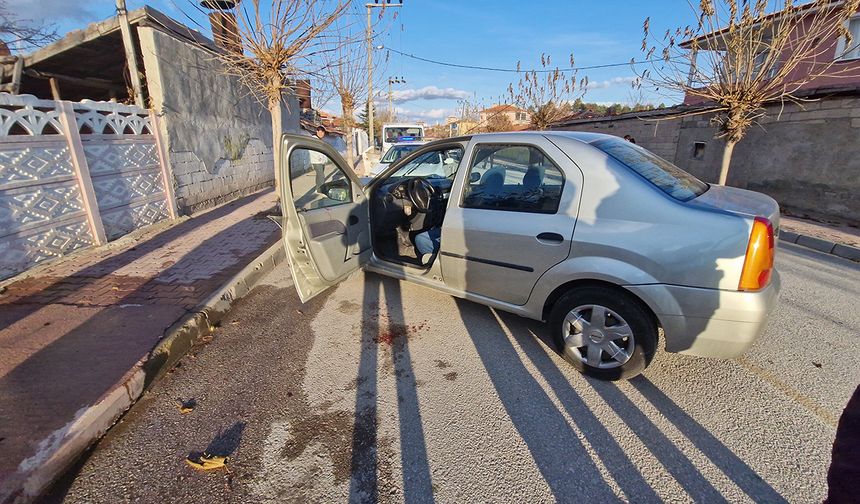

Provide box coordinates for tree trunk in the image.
[269,99,283,199]
[719,139,736,186]
[343,102,356,172]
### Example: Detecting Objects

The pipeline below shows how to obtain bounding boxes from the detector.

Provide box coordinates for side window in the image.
[462,144,564,214]
[289,148,352,211]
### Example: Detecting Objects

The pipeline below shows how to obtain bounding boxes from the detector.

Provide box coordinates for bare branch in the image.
[507,52,586,130]
[638,0,860,183]
[0,0,57,51]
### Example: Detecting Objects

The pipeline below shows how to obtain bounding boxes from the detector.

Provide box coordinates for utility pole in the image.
[366,1,402,151]
[116,0,144,107]
[388,76,405,118]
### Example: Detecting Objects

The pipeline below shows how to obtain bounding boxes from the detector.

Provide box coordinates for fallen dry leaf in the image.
[185,453,228,471]
[175,398,196,414]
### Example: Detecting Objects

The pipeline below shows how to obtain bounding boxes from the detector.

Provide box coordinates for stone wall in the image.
[553,110,682,162]
[138,27,300,215]
[552,97,860,225]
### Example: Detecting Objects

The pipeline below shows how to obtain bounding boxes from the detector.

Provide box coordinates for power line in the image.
[380,46,675,73]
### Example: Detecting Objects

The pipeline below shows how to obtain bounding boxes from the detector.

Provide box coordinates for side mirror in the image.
[319,179,351,202]
[469,172,481,183]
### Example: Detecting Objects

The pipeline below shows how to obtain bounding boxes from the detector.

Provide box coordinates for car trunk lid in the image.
[688,184,780,233]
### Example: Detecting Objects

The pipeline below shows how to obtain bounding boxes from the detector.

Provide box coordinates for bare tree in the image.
[316,9,387,170]
[194,0,349,193]
[483,112,514,132]
[0,1,57,51]
[639,0,860,185]
[508,54,586,130]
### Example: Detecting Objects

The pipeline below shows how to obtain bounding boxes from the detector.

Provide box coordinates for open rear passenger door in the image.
[279,134,371,302]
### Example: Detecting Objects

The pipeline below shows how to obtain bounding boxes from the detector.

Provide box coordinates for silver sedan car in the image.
[280,131,780,380]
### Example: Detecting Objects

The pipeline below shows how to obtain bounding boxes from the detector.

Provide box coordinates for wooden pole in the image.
[10,56,23,95]
[366,4,373,151]
[116,0,145,107]
[49,78,61,101]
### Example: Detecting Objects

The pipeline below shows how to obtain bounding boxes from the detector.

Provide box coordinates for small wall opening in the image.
[692,141,706,160]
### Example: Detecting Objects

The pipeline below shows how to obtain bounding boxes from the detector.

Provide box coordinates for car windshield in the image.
[388,147,463,180]
[383,127,423,143]
[592,137,708,202]
[381,144,422,163]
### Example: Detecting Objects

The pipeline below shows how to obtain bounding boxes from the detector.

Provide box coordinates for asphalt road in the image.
[42,242,860,503]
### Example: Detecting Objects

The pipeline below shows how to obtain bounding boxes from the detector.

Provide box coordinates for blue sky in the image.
[13,0,693,122]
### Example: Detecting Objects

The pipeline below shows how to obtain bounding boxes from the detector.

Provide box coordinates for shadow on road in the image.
[199,421,246,458]
[349,273,435,503]
[629,378,787,503]
[460,301,787,503]
[455,299,618,501]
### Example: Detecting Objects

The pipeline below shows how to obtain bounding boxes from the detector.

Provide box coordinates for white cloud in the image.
[389,86,471,104]
[394,107,455,122]
[584,76,638,90]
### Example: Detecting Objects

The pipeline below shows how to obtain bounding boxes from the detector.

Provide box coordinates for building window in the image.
[752,50,780,79]
[692,141,706,160]
[837,17,860,61]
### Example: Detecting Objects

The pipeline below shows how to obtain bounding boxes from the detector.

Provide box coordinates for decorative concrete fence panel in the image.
[0,94,175,280]
[76,102,173,240]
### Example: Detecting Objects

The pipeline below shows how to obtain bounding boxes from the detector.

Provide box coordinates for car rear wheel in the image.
[549,286,657,381]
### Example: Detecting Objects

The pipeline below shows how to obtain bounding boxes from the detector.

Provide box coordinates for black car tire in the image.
[549,285,658,381]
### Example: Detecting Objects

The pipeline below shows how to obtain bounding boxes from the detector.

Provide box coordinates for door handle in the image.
[536,232,564,244]
[347,215,359,226]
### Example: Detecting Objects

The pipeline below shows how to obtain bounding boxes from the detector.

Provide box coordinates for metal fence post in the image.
[58,101,108,245]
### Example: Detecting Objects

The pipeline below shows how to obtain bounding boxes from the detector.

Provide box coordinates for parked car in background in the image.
[368,140,428,177]
[380,123,425,155]
[279,131,781,381]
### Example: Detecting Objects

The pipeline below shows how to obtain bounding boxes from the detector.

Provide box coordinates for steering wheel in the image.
[407,177,435,213]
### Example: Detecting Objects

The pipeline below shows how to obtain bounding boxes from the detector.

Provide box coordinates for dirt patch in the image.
[434,359,451,369]
[344,375,367,391]
[280,408,354,483]
[444,372,458,381]
[337,300,361,314]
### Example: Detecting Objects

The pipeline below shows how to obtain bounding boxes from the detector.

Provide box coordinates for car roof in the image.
[465,130,617,144]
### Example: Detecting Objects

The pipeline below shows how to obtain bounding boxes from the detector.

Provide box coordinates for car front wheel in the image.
[549,286,658,381]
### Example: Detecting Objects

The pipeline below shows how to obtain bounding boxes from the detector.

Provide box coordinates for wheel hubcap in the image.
[562,304,635,369]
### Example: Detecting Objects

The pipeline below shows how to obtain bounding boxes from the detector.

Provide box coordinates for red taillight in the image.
[739,217,775,291]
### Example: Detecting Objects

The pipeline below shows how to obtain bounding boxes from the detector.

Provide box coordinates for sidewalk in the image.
[781,216,860,261]
[0,189,280,502]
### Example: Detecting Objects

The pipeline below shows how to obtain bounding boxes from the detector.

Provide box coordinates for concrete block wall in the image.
[553,113,682,162]
[551,98,860,226]
[139,26,299,215]
[169,139,273,214]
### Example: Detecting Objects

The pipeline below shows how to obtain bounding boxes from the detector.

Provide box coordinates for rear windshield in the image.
[383,127,423,143]
[592,137,708,201]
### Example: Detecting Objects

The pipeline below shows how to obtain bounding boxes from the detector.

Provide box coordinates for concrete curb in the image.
[6,241,286,504]
[780,230,860,262]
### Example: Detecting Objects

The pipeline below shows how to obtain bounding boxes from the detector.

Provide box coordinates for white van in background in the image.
[380,123,425,154]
